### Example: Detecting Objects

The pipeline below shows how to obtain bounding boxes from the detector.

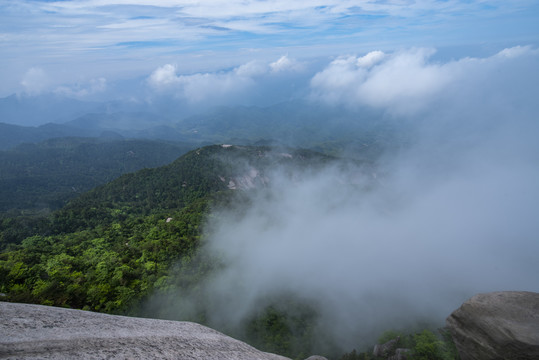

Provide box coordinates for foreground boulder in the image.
[0,302,290,360]
[446,291,539,360]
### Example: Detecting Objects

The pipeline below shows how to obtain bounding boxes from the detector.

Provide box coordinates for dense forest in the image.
[0,137,199,213]
[0,142,458,359]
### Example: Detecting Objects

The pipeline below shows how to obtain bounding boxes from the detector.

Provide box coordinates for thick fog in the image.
[149,46,539,349]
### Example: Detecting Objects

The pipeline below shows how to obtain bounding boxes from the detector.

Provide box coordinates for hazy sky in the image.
[1,0,538,99]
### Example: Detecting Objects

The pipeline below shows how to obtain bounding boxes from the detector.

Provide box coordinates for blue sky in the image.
[1,0,538,99]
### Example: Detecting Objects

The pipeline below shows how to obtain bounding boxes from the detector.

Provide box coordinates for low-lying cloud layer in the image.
[147,55,308,106]
[143,45,539,114]
[310,46,539,116]
[149,45,539,349]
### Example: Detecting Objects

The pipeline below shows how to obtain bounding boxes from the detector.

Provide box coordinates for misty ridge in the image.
[1,45,539,357]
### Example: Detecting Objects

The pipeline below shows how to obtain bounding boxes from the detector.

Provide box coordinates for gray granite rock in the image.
[446,291,539,360]
[0,301,291,360]
[373,337,399,357]
[388,348,411,360]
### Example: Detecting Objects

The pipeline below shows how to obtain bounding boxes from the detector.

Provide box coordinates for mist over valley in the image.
[1,1,538,359]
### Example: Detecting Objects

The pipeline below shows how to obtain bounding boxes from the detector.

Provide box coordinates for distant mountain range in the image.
[0,93,102,127]
[1,93,406,156]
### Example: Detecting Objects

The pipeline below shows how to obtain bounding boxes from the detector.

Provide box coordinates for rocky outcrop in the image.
[0,301,290,360]
[388,348,411,360]
[373,337,400,357]
[446,291,539,360]
[373,337,411,360]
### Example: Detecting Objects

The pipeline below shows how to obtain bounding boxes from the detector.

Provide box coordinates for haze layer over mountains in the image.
[1,1,538,356]
[2,49,539,339]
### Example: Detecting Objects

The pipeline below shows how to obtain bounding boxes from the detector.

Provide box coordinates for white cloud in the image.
[356,50,385,68]
[20,67,50,95]
[358,48,451,111]
[18,68,108,99]
[234,60,268,77]
[148,63,257,103]
[310,46,538,115]
[148,64,179,88]
[309,55,369,104]
[495,45,533,59]
[147,56,304,103]
[269,55,304,73]
[54,77,108,98]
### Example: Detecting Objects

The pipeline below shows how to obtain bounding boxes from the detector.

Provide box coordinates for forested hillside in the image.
[0,145,331,354]
[0,122,93,150]
[0,137,198,213]
[1,100,407,160]
[0,144,457,359]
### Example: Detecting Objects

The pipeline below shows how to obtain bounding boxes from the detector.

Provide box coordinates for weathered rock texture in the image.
[388,348,411,360]
[0,301,290,360]
[373,337,399,357]
[446,291,539,360]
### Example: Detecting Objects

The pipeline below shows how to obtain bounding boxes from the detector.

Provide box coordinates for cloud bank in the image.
[148,45,539,350]
[310,46,539,116]
[20,68,50,95]
[202,148,539,347]
[17,66,109,100]
[147,55,308,105]
[55,77,108,99]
